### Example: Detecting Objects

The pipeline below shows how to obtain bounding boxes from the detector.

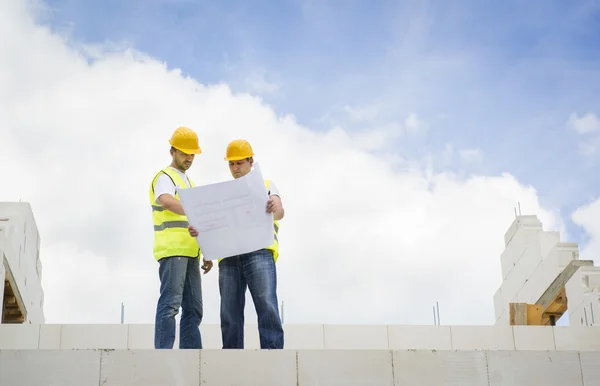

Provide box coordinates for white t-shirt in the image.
[154,167,192,205]
[267,180,280,197]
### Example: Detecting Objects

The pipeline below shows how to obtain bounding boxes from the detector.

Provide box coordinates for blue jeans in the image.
[154,256,203,349]
[218,249,284,349]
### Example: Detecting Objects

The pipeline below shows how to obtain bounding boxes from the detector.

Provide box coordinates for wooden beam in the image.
[536,259,593,310]
[509,260,592,326]
[509,303,528,325]
[2,255,27,323]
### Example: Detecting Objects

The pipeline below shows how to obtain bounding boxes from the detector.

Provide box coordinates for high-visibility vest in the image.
[149,167,200,261]
[264,179,280,262]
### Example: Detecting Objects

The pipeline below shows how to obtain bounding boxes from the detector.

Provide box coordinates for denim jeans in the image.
[218,248,284,349]
[154,256,203,349]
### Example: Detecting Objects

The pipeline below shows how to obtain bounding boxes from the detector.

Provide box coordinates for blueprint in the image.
[177,163,274,260]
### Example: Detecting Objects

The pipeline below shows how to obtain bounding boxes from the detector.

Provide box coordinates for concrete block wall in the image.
[4,324,600,351]
[0,202,44,324]
[494,215,580,324]
[567,266,600,326]
[2,348,599,386]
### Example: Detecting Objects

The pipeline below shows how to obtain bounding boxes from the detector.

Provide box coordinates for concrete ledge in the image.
[2,324,600,351]
[0,348,593,386]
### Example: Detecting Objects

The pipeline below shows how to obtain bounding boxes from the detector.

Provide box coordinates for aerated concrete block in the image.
[283,324,324,349]
[127,324,154,349]
[487,350,583,386]
[100,349,200,386]
[451,326,515,350]
[323,324,388,349]
[298,350,393,386]
[579,351,600,386]
[554,327,600,351]
[494,287,505,320]
[501,228,541,279]
[0,324,39,349]
[244,324,261,349]
[38,324,61,349]
[0,349,101,386]
[200,323,222,349]
[512,326,555,350]
[501,242,543,307]
[201,349,297,386]
[387,325,452,350]
[61,324,128,349]
[539,231,560,259]
[393,350,488,386]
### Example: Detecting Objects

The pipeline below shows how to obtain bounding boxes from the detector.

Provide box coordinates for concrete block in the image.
[393,350,488,386]
[39,324,61,349]
[387,325,452,350]
[0,349,101,386]
[568,303,590,327]
[524,254,565,304]
[0,324,39,349]
[494,287,505,320]
[501,241,527,280]
[323,324,388,349]
[495,311,509,326]
[512,326,555,350]
[128,324,197,349]
[244,324,261,349]
[554,327,600,350]
[566,271,586,312]
[451,326,515,350]
[61,324,128,349]
[539,231,560,258]
[501,242,543,306]
[100,349,200,386]
[200,323,222,349]
[201,349,297,386]
[298,350,393,386]
[127,324,154,349]
[283,324,324,349]
[503,215,542,247]
[579,351,600,386]
[487,350,583,386]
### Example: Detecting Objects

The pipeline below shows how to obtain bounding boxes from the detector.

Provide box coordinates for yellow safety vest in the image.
[149,167,201,261]
[265,179,280,262]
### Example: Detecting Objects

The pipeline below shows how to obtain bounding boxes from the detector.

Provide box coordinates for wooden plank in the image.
[2,255,27,323]
[535,259,593,309]
[509,303,528,325]
[526,304,543,325]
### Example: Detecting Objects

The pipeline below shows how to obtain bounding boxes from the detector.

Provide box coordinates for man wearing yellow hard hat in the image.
[149,126,213,349]
[189,139,285,349]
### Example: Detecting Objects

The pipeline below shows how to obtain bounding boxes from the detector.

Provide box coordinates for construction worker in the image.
[149,126,213,349]
[188,139,285,349]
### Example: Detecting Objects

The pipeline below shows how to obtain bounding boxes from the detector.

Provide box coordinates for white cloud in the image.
[0,0,583,327]
[568,112,600,155]
[343,104,380,123]
[244,68,280,94]
[405,112,422,133]
[568,112,600,134]
[572,198,600,265]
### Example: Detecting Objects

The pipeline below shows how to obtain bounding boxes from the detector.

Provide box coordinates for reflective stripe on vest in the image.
[263,179,280,262]
[149,167,201,261]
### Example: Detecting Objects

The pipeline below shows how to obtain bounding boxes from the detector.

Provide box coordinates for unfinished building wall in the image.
[493,215,580,324]
[0,202,45,324]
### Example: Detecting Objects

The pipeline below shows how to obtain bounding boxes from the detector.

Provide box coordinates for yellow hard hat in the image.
[169,126,202,154]
[225,139,254,161]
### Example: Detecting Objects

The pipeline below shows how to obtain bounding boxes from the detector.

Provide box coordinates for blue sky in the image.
[41,0,600,242]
